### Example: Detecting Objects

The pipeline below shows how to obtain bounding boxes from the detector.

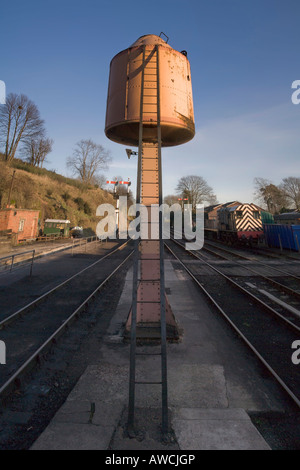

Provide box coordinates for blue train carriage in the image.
[217,203,264,245]
[263,211,300,251]
[43,219,71,238]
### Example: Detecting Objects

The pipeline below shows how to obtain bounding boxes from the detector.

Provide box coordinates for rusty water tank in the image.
[105,34,195,147]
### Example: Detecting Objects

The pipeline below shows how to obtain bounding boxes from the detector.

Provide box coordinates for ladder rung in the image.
[136,353,161,356]
[135,381,162,385]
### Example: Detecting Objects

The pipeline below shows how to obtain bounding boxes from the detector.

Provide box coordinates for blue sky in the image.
[1,0,299,204]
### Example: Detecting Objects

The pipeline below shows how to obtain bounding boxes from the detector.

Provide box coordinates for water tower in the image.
[105,33,195,435]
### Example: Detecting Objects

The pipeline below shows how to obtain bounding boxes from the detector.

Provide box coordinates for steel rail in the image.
[164,241,300,409]
[204,231,300,262]
[201,244,300,302]
[0,249,134,402]
[204,239,300,281]
[169,238,300,333]
[0,239,131,329]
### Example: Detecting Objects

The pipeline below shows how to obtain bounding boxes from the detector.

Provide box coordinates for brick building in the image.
[0,208,39,243]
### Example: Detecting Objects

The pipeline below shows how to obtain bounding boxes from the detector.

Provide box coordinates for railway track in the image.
[205,238,300,268]
[201,242,300,320]
[174,229,300,281]
[0,240,130,327]
[205,237,300,262]
[165,238,300,409]
[0,240,134,402]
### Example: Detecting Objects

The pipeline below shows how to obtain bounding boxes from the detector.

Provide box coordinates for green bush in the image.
[74,197,85,211]
[62,191,71,202]
[83,201,92,215]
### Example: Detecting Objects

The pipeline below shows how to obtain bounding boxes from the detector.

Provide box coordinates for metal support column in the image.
[127,44,175,437]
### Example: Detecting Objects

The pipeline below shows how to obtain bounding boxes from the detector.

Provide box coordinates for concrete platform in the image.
[31,258,276,450]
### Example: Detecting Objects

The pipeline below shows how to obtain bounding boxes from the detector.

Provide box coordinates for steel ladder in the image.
[128,43,169,437]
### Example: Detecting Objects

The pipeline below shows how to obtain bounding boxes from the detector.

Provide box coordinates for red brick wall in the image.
[0,209,39,242]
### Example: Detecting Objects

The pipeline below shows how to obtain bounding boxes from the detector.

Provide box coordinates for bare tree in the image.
[280,177,300,211]
[0,93,45,162]
[164,194,180,206]
[67,139,111,184]
[94,174,107,189]
[176,175,217,209]
[23,137,53,167]
[254,177,288,214]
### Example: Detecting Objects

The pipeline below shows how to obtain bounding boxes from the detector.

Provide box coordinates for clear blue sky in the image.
[1,0,300,204]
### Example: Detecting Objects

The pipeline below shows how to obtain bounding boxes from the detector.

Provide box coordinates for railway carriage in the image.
[217,203,264,245]
[43,219,70,238]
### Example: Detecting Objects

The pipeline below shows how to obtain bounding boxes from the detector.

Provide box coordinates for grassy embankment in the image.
[0,157,115,235]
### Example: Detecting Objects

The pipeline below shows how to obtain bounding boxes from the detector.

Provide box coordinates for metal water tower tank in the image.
[105,34,195,147]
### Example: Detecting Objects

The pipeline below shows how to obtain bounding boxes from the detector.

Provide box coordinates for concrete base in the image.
[173,408,270,450]
[124,295,180,342]
[31,259,275,450]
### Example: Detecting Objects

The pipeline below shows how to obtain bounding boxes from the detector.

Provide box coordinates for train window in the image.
[253,211,260,219]
[236,211,243,218]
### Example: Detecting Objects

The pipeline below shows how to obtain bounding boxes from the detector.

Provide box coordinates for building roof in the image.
[274,212,300,220]
[204,201,241,214]
[45,219,71,224]
[204,204,222,212]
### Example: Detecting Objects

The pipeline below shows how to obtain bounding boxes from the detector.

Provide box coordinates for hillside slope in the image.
[0,160,115,234]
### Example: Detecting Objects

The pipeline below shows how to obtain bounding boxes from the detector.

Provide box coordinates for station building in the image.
[274,211,300,225]
[0,207,39,243]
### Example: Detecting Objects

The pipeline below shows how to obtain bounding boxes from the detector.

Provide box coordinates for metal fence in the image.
[0,235,108,277]
[0,249,35,276]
